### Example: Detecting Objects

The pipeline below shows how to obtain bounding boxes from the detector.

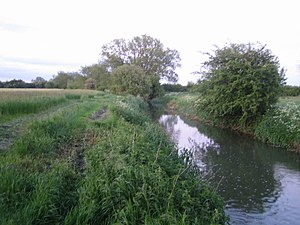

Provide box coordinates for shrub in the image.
[111,65,151,100]
[195,43,285,128]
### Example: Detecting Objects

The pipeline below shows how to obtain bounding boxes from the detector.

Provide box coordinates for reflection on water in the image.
[159,114,300,225]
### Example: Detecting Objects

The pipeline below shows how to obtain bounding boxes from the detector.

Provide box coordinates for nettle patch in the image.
[255,103,300,150]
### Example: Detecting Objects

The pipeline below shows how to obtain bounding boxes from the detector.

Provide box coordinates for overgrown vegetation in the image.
[0,90,227,224]
[110,64,152,99]
[255,102,300,149]
[0,89,98,124]
[280,85,300,97]
[194,43,285,129]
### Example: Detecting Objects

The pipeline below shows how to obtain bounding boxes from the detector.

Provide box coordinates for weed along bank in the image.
[0,89,228,224]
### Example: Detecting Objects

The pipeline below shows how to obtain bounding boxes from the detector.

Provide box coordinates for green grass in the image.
[0,96,67,116]
[0,92,227,224]
[0,89,99,124]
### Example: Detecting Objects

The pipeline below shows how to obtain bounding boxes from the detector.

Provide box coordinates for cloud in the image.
[0,21,29,32]
[0,56,83,82]
[1,56,82,67]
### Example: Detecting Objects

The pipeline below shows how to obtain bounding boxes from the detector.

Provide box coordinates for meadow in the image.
[0,89,227,224]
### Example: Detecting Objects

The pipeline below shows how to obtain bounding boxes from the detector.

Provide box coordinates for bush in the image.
[111,65,151,99]
[195,43,285,128]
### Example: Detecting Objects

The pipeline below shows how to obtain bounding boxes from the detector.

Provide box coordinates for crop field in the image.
[0,89,226,224]
[0,89,98,123]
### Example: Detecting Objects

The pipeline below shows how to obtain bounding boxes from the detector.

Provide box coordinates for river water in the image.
[159,114,300,225]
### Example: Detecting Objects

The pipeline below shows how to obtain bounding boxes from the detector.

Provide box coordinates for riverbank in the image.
[0,90,227,224]
[161,92,300,152]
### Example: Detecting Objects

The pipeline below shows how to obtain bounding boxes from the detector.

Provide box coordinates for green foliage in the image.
[280,85,300,97]
[255,103,300,149]
[101,34,181,82]
[31,77,47,88]
[48,71,71,89]
[195,43,285,128]
[67,74,86,89]
[84,78,97,90]
[81,63,110,90]
[149,75,165,99]
[1,79,35,88]
[111,65,151,99]
[162,83,188,92]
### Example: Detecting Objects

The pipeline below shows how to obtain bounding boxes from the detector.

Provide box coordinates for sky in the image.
[0,0,299,85]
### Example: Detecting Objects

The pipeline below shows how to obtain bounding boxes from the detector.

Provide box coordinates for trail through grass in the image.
[0,91,227,224]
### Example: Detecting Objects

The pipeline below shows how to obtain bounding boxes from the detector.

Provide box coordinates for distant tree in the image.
[81,63,110,90]
[187,81,197,92]
[101,34,181,82]
[4,79,27,88]
[48,71,72,89]
[162,83,187,92]
[45,80,55,88]
[31,76,47,88]
[84,78,97,90]
[0,81,4,88]
[280,85,300,96]
[101,35,180,98]
[195,43,285,127]
[111,64,151,99]
[67,74,86,89]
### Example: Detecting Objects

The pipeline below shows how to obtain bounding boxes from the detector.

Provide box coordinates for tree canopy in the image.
[100,35,181,82]
[111,64,151,99]
[195,43,285,127]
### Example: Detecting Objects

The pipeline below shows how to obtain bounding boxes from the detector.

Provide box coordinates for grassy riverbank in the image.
[0,90,227,224]
[165,93,300,152]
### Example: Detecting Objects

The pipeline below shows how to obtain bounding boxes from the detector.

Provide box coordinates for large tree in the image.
[100,35,181,82]
[195,43,285,127]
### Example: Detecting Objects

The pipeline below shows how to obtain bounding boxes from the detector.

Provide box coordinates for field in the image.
[0,89,227,224]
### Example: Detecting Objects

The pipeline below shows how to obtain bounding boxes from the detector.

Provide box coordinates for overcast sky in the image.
[1,0,299,85]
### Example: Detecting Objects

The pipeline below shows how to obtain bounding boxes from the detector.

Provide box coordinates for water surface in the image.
[159,114,300,225]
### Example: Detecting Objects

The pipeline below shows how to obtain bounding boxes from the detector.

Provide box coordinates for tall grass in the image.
[0,97,101,225]
[65,95,227,224]
[0,96,67,116]
[0,93,227,224]
[0,89,98,118]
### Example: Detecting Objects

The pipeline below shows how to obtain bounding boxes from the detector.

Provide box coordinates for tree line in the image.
[1,35,299,103]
